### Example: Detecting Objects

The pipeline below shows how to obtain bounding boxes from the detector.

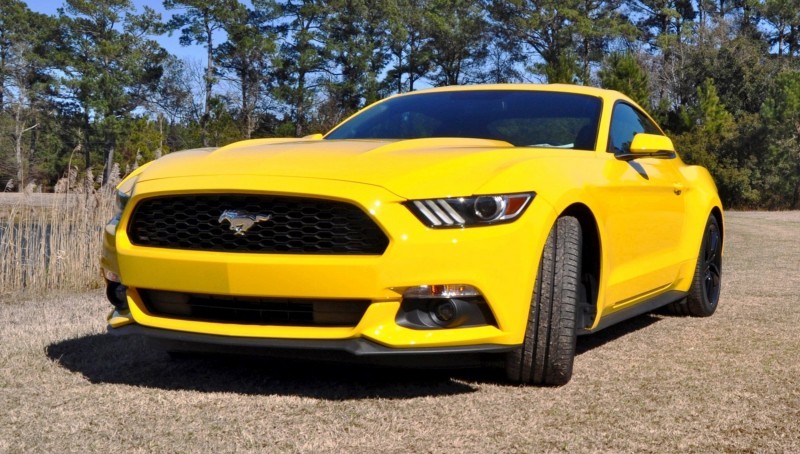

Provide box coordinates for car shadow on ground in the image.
[449,312,665,384]
[45,333,480,399]
[575,312,662,355]
[45,313,663,398]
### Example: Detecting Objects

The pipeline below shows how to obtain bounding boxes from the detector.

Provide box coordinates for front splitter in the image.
[108,323,516,368]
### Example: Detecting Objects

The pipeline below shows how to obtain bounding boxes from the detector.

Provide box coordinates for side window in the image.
[608,103,661,154]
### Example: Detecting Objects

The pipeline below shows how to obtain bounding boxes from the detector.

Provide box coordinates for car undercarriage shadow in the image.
[575,312,663,355]
[448,312,665,384]
[46,312,664,396]
[45,333,479,400]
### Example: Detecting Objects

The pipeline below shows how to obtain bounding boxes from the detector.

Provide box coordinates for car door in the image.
[598,102,687,309]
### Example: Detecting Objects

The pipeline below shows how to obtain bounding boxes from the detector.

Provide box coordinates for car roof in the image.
[396,83,631,104]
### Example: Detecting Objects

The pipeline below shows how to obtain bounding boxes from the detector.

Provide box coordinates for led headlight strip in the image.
[406,192,534,228]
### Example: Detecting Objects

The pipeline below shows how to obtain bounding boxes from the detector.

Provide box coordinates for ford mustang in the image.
[102,84,723,385]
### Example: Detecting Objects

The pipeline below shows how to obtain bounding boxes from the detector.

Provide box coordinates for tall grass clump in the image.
[0,189,114,300]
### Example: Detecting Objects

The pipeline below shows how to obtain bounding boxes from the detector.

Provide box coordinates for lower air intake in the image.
[139,289,370,327]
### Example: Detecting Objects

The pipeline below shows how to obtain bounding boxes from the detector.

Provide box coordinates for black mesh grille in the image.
[139,289,370,326]
[127,194,389,254]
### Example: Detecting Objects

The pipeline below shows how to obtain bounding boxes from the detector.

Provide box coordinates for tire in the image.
[664,214,722,317]
[506,216,582,386]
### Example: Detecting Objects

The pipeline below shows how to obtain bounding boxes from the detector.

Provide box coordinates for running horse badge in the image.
[218,210,272,236]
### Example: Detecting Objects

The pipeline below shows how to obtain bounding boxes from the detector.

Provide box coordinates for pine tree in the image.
[164,0,240,146]
[57,0,166,183]
[600,52,651,109]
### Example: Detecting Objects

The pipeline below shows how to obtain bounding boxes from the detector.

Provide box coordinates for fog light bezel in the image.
[105,279,128,310]
[396,293,497,330]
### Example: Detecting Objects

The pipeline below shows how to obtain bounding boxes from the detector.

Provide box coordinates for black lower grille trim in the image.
[139,289,371,327]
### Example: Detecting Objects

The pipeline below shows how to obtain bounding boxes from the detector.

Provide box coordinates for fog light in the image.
[103,268,121,283]
[432,300,457,323]
[398,284,495,329]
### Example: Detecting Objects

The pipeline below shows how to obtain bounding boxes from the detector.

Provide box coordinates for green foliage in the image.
[216,3,276,138]
[57,0,167,181]
[599,52,651,109]
[1,0,800,208]
[759,0,800,57]
[423,0,489,86]
[487,0,630,84]
[695,79,734,139]
[383,0,433,92]
[759,71,800,208]
[261,0,328,136]
[164,0,240,146]
[320,0,389,119]
[673,79,761,207]
[116,117,163,165]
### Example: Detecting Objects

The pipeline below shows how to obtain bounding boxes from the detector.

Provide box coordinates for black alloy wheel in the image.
[665,214,722,317]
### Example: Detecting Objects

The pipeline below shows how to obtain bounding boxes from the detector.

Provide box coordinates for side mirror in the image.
[303,133,324,140]
[617,133,676,161]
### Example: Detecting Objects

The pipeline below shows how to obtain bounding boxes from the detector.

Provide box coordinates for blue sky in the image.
[26,0,206,62]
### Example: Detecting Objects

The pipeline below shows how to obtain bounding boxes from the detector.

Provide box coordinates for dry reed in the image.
[0,190,114,299]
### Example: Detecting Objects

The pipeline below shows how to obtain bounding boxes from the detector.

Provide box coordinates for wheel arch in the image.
[561,203,601,329]
[710,205,724,243]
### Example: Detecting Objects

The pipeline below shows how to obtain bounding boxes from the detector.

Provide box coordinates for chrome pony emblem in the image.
[218,210,272,236]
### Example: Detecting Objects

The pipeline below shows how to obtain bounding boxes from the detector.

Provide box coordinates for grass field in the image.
[1,211,798,452]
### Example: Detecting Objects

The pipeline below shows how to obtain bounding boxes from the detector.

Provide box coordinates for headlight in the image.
[406,192,534,228]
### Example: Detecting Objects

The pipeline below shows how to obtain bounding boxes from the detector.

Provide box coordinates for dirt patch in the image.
[1,212,798,452]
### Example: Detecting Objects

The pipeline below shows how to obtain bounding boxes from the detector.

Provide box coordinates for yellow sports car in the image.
[102,84,723,385]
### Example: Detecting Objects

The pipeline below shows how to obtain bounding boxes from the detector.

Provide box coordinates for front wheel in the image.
[506,216,582,386]
[666,214,722,316]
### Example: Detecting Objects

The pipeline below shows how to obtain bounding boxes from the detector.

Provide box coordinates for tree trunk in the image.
[409,35,416,92]
[203,11,214,147]
[156,115,163,159]
[12,92,37,192]
[241,67,252,139]
[103,143,115,186]
[14,106,24,192]
[83,113,91,171]
[0,29,6,109]
[295,73,305,137]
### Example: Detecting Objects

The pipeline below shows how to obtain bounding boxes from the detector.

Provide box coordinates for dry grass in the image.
[0,191,113,298]
[1,211,799,452]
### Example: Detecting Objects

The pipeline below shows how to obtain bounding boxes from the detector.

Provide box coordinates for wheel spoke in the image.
[704,262,721,301]
[708,262,721,279]
[703,226,720,304]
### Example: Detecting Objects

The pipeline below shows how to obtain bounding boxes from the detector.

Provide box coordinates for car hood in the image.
[136,137,552,199]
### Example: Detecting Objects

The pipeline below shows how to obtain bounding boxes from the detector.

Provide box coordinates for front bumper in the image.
[103,174,555,350]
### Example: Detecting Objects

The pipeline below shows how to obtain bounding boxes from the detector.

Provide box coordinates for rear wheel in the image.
[665,214,722,316]
[506,216,582,386]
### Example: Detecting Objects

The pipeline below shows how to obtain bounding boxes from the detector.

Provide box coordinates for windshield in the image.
[325,90,602,150]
